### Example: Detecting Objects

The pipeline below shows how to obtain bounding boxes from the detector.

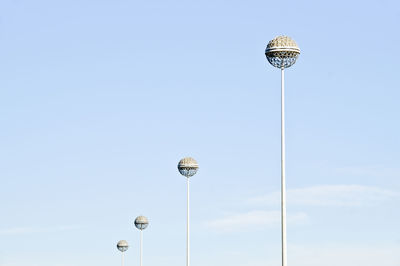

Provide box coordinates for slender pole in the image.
[187,177,190,266]
[140,230,143,266]
[121,252,124,266]
[281,67,287,266]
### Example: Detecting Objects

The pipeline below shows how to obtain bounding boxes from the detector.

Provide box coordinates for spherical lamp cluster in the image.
[134,216,149,230]
[177,157,199,178]
[265,36,300,69]
[117,240,129,252]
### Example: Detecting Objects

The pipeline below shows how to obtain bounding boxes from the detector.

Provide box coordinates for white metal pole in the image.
[281,67,287,266]
[187,177,190,266]
[121,252,124,266]
[140,230,143,266]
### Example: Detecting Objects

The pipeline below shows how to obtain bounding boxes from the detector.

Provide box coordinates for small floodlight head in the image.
[178,157,199,178]
[135,216,149,230]
[117,240,129,252]
[265,36,300,69]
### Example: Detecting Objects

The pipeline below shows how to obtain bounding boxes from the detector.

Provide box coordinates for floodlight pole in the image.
[266,35,299,266]
[117,240,128,266]
[134,216,148,266]
[281,67,287,266]
[177,157,198,266]
[187,177,190,266]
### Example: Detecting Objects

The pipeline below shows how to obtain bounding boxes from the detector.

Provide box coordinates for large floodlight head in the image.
[265,36,300,69]
[117,240,129,252]
[178,157,199,178]
[135,216,149,230]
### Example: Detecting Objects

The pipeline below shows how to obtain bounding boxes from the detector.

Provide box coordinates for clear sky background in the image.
[0,0,399,265]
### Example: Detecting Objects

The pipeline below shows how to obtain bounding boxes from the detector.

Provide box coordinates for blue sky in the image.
[0,0,399,265]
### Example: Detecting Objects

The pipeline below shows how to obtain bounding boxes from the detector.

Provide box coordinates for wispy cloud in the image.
[249,185,398,207]
[205,210,308,232]
[0,225,82,235]
[204,185,398,233]
[287,244,400,266]
[196,244,400,266]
